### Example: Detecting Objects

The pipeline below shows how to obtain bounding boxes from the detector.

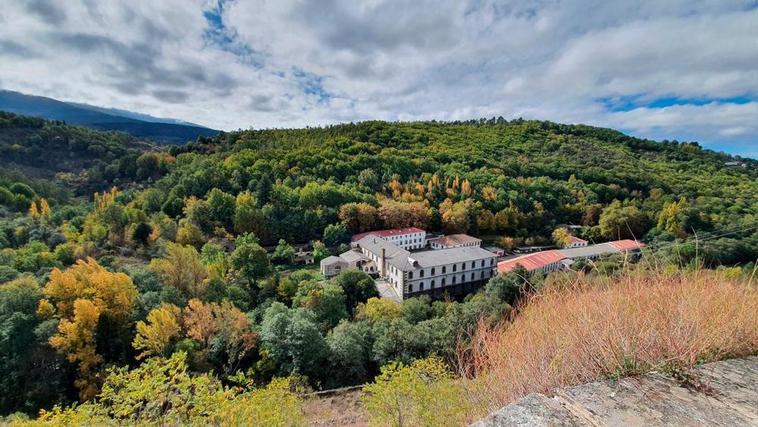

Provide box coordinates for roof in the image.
[568,236,588,244]
[558,240,645,259]
[498,250,565,274]
[558,243,617,259]
[320,256,346,266]
[339,249,367,263]
[356,235,495,272]
[409,246,496,268]
[355,236,413,270]
[351,227,425,242]
[433,234,481,247]
[608,240,646,251]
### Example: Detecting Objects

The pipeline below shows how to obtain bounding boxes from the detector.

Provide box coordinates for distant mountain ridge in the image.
[0,90,218,144]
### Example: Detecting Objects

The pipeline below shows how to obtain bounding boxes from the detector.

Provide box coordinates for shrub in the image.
[362,356,470,427]
[462,268,758,415]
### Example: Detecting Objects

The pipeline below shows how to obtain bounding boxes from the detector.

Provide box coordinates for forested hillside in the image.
[0,113,756,420]
[0,91,219,144]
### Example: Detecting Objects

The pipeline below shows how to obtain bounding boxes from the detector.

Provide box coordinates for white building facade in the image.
[354,235,497,299]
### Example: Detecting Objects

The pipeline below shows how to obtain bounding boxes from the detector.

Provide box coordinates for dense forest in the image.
[0,112,756,420]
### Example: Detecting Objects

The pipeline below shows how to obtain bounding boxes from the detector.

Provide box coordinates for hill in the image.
[0,116,755,419]
[0,90,218,144]
[165,119,757,263]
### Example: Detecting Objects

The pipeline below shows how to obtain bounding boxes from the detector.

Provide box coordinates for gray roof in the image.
[357,235,495,271]
[410,246,496,269]
[356,236,413,270]
[558,243,619,259]
[320,255,346,266]
[339,249,367,263]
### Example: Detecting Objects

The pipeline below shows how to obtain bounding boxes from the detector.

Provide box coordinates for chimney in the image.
[381,248,386,277]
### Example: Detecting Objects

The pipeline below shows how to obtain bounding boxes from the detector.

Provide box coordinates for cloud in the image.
[0,0,755,157]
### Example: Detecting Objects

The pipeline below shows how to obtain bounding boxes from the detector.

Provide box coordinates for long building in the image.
[498,239,645,274]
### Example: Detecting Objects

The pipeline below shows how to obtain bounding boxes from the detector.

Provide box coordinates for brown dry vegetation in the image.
[459,267,758,416]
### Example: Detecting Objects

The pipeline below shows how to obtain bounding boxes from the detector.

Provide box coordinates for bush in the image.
[362,356,470,427]
[463,268,758,415]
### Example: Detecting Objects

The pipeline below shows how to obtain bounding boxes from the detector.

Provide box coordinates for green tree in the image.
[230,233,270,283]
[485,267,529,305]
[206,188,236,231]
[331,270,379,315]
[255,174,273,208]
[326,320,373,386]
[598,201,649,240]
[323,223,348,247]
[312,240,330,263]
[259,304,328,380]
[293,281,348,331]
[271,239,296,265]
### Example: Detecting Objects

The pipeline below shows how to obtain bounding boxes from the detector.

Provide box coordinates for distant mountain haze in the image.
[0,90,218,144]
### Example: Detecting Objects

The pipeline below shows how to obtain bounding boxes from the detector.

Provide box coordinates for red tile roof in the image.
[433,234,481,247]
[568,235,588,244]
[497,250,566,274]
[351,227,425,242]
[608,239,646,251]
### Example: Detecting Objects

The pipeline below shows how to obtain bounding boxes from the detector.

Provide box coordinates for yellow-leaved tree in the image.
[33,352,305,426]
[40,258,137,400]
[132,304,183,360]
[150,242,208,299]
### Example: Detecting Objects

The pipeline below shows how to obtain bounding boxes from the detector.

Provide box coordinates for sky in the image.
[1,0,757,158]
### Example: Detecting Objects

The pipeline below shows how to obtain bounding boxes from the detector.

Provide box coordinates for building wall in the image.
[403,257,496,296]
[383,231,426,250]
[430,239,481,249]
[321,262,351,278]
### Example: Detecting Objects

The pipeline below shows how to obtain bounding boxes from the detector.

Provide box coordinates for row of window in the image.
[408,258,494,279]
[407,270,491,293]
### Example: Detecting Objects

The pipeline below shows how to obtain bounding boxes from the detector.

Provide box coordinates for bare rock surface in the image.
[473,356,758,426]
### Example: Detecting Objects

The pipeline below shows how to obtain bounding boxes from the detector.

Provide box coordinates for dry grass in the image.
[460,267,758,415]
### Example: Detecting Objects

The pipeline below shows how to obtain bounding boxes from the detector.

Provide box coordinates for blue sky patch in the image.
[203,0,265,68]
[292,68,331,104]
[599,94,752,112]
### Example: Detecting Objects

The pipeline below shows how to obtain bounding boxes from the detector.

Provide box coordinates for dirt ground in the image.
[303,389,369,426]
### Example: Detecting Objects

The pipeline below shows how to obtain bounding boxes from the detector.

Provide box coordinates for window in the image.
[452,276,456,284]
[490,258,494,266]
[471,261,475,269]
[481,260,485,267]
[431,267,435,275]
[442,266,446,273]
[431,279,435,288]
[408,271,413,279]
[420,269,425,278]
[408,284,413,293]
[453,264,457,272]
[471,273,475,281]
[441,278,446,286]
[419,281,424,290]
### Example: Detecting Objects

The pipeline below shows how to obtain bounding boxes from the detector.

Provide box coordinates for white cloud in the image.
[0,0,756,156]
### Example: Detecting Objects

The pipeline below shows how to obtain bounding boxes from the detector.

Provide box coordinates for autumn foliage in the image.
[41,258,137,399]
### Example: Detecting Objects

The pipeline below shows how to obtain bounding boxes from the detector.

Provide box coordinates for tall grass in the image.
[460,267,758,414]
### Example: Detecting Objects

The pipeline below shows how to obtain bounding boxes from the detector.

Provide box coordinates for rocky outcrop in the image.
[473,356,757,426]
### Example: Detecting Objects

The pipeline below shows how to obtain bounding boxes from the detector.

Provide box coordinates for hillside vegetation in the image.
[0,91,218,144]
[0,113,756,422]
